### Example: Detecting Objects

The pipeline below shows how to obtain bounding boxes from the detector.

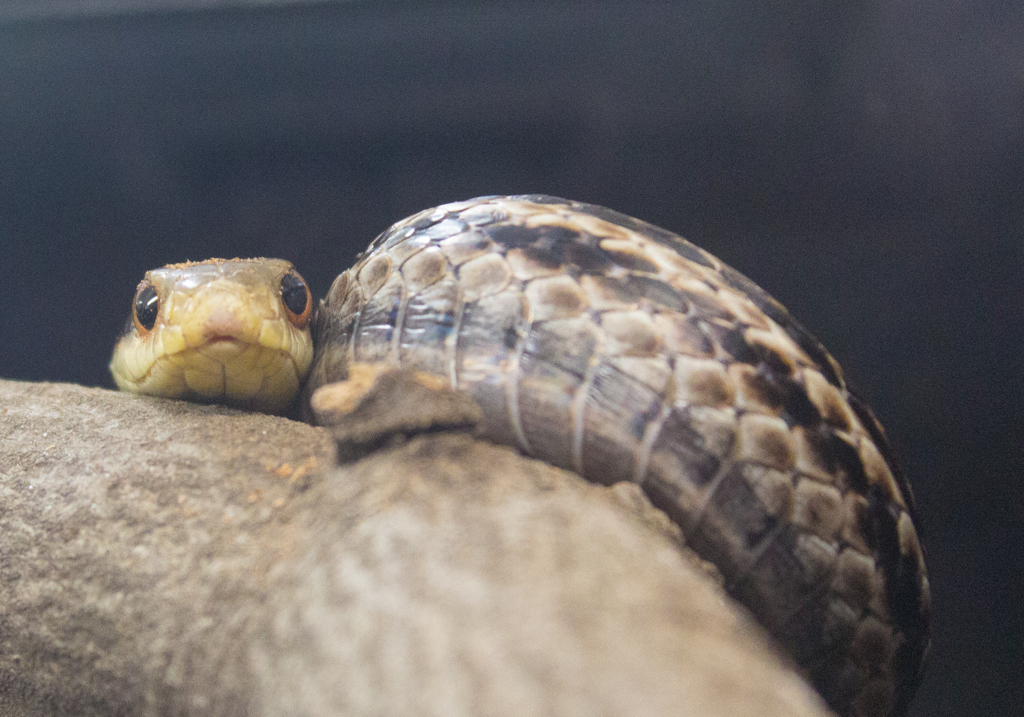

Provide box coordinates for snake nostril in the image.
[281,271,312,327]
[133,282,159,333]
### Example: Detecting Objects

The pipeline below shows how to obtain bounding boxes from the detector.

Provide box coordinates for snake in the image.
[110,195,930,717]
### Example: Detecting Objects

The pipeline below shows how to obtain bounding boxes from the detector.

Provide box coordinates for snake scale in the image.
[111,195,930,717]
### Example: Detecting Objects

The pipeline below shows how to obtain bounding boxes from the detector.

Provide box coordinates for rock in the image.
[308,364,483,459]
[0,379,833,717]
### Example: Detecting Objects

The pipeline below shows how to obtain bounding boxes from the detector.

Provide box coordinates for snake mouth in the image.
[197,335,252,360]
[206,339,284,356]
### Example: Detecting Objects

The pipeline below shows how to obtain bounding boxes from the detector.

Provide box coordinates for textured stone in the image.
[0,379,833,717]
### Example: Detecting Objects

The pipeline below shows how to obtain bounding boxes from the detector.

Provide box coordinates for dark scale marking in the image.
[638,395,665,428]
[817,428,870,495]
[536,224,584,248]
[662,236,718,269]
[779,377,825,428]
[715,263,845,391]
[563,238,615,274]
[749,513,781,550]
[647,407,729,487]
[600,245,662,273]
[785,323,845,390]
[738,364,823,428]
[503,324,519,350]
[812,666,876,717]
[520,322,598,380]
[739,366,787,410]
[864,482,930,712]
[706,323,759,365]
[522,244,566,270]
[846,391,920,529]
[692,463,787,562]
[590,274,647,305]
[866,486,903,605]
[679,316,717,356]
[730,525,813,629]
[747,336,795,375]
[787,578,858,655]
[483,222,540,250]
[558,195,722,268]
[890,546,929,647]
[627,413,648,442]
[622,275,687,312]
[513,225,590,270]
[683,289,737,322]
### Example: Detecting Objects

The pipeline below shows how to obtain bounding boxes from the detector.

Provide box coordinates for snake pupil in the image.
[281,272,310,318]
[134,283,159,332]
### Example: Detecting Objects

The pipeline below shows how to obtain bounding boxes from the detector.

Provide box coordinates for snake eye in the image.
[133,281,159,334]
[281,271,312,327]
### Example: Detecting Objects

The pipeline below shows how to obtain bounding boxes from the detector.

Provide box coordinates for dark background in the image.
[0,1,1020,714]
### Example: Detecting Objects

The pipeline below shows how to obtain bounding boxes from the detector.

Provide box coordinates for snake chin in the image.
[112,339,310,415]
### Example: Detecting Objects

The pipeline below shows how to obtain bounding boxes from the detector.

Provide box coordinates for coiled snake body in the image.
[112,196,930,717]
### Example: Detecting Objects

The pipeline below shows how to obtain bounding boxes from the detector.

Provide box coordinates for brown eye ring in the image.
[133,281,159,334]
[281,270,312,328]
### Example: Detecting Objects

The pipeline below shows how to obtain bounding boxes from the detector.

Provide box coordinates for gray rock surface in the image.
[0,379,833,717]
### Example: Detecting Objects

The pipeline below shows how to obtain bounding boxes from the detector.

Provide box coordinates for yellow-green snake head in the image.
[110,258,314,414]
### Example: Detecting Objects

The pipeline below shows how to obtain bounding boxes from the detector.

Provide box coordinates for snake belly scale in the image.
[112,195,930,717]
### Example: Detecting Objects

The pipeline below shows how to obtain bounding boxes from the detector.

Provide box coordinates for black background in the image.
[1,1,1020,714]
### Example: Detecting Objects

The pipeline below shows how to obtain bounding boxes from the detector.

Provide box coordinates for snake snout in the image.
[202,305,247,342]
[178,291,259,350]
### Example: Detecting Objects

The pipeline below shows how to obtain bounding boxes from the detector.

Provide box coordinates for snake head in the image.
[110,258,314,414]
